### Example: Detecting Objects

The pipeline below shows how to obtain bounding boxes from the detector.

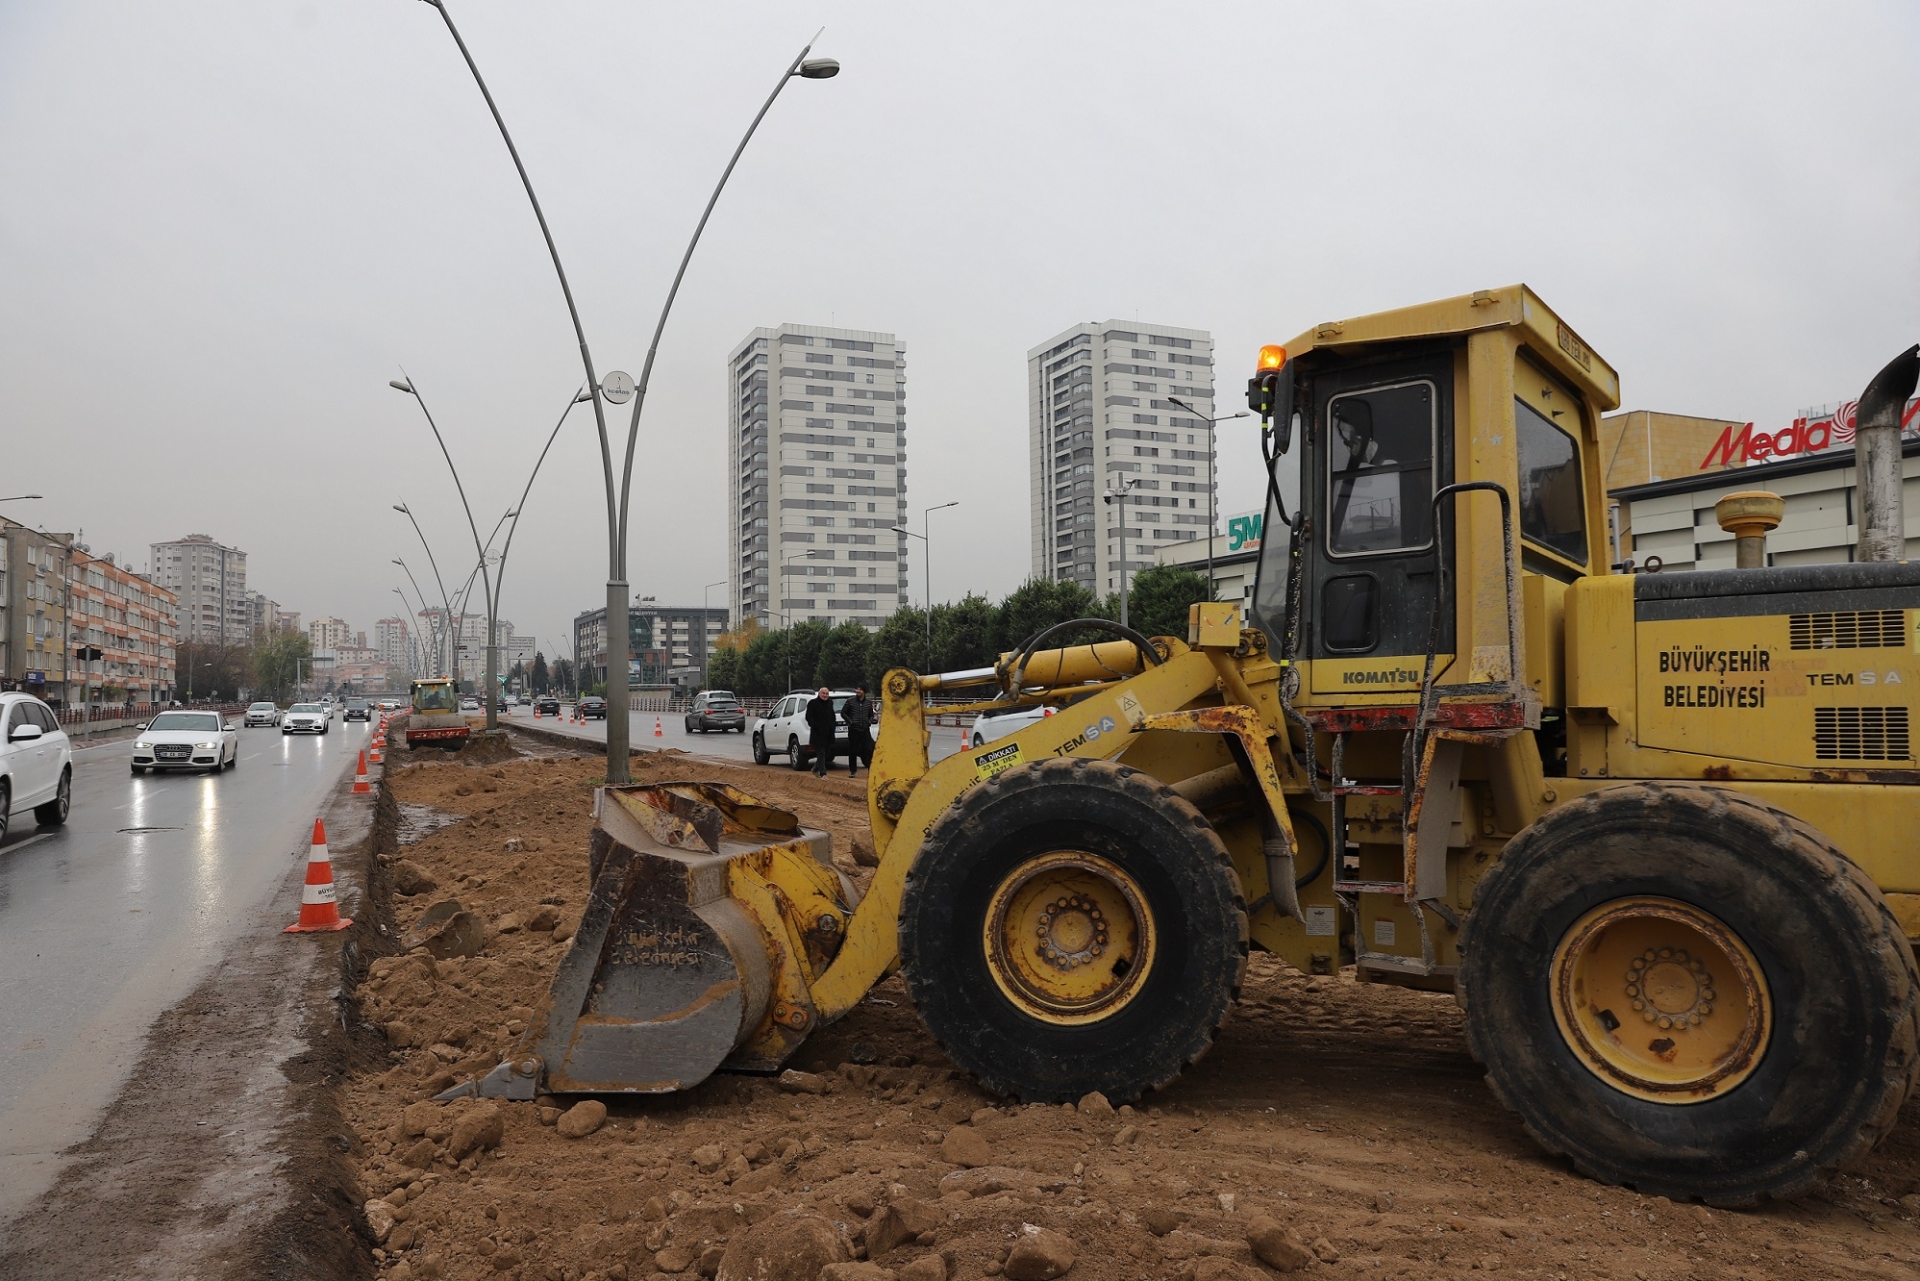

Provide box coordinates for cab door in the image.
[1304,347,1455,694]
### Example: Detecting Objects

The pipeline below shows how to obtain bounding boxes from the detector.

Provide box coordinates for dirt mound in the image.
[343,754,1920,1281]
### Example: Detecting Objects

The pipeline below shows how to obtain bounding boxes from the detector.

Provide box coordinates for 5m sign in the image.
[1226,512,1264,552]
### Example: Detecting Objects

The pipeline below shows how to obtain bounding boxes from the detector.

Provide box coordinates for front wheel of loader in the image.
[900,757,1247,1104]
[1460,783,1919,1206]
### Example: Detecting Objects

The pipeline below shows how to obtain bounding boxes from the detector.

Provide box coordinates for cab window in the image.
[1515,398,1587,564]
[1325,381,1436,557]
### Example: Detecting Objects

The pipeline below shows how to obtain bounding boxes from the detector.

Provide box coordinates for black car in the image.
[579,696,608,720]
[535,696,560,716]
[344,699,370,721]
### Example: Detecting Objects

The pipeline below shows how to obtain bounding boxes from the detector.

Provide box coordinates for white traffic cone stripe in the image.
[302,880,338,905]
[308,843,331,863]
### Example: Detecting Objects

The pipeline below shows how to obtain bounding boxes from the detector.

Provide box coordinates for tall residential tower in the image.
[1027,323,1215,596]
[729,324,908,631]
[149,533,251,645]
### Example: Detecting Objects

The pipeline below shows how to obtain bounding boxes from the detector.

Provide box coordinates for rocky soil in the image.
[338,745,1920,1281]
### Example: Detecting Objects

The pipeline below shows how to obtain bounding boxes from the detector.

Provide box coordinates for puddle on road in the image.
[393,803,458,847]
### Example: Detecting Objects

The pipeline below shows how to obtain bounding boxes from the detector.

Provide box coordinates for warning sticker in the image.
[1117,691,1145,728]
[972,741,1024,780]
[1373,919,1396,948]
[1304,906,1335,937]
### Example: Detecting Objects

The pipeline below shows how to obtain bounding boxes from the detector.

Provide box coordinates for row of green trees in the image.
[705,566,1211,698]
[174,633,314,701]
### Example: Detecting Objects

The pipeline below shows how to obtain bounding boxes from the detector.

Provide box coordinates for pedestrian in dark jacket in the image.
[843,686,874,777]
[804,687,838,777]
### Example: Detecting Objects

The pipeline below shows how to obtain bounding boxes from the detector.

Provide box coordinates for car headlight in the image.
[198,741,218,750]
[135,741,151,751]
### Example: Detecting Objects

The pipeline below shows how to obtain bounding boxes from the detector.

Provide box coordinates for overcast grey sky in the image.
[3,1,1915,656]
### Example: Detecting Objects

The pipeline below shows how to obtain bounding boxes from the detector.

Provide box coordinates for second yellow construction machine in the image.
[459,286,1920,1206]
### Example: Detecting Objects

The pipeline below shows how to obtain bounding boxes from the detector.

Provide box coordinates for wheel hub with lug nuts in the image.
[983,850,1155,1025]
[1036,895,1107,970]
[1550,896,1770,1102]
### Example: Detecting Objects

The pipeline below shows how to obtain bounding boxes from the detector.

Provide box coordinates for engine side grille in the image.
[1790,609,1907,650]
[1813,706,1911,761]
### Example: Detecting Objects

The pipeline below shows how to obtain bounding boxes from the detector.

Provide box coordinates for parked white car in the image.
[968,704,1056,747]
[1,692,73,842]
[131,709,238,774]
[752,690,856,770]
[281,703,330,735]
[243,701,281,727]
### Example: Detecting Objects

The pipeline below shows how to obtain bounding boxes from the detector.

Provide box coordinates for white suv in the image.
[1,692,73,844]
[752,690,855,769]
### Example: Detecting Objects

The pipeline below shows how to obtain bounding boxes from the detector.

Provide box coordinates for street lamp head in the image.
[574,389,594,403]
[389,379,416,395]
[796,58,840,79]
[393,503,409,514]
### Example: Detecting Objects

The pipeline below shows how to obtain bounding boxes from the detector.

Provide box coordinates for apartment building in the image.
[728,323,908,631]
[1028,322,1215,596]
[245,590,287,640]
[308,615,351,652]
[374,616,411,673]
[66,548,177,706]
[149,534,251,645]
[0,518,72,699]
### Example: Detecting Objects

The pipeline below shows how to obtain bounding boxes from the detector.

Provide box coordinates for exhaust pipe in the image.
[1855,345,1920,562]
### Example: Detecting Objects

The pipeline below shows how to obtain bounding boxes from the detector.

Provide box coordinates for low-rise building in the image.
[66,548,176,708]
[0,519,73,701]
[1613,393,1920,571]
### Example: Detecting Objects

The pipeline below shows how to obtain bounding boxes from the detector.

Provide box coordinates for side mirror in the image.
[9,723,44,742]
[135,722,149,732]
[1248,366,1297,456]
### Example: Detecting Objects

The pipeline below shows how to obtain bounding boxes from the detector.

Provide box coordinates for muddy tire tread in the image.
[899,756,1248,1103]
[1458,782,1919,1207]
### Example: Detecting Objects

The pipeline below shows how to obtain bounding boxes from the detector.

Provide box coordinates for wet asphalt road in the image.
[0,717,368,1224]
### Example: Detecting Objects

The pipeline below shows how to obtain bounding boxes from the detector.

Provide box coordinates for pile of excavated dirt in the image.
[341,751,1920,1281]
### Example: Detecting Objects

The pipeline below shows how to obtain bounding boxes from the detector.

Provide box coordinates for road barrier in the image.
[284,818,352,933]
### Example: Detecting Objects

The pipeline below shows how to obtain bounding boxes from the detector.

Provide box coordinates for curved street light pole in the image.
[1167,396,1249,597]
[393,562,443,677]
[488,385,592,698]
[421,0,837,783]
[392,585,430,679]
[390,374,504,730]
[392,508,456,676]
[890,500,957,672]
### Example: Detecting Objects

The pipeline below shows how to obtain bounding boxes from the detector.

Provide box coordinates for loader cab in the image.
[1249,287,1617,707]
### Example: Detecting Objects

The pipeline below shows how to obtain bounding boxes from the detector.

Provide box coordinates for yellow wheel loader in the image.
[453,286,1920,1206]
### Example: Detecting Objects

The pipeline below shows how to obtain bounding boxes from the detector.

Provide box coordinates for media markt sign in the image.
[1699,396,1920,470]
[1226,511,1264,553]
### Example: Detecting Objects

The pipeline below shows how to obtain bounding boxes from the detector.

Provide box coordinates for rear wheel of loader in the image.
[1460,783,1919,1206]
[900,757,1247,1104]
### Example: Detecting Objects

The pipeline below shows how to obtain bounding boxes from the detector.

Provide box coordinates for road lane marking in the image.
[0,833,51,853]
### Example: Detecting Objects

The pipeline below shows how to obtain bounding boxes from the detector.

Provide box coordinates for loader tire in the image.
[1459,783,1919,1206]
[899,757,1247,1104]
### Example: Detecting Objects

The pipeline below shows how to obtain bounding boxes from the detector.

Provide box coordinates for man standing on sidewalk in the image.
[843,685,874,778]
[805,686,838,777]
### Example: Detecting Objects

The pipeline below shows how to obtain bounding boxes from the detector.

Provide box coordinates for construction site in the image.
[260,289,1920,1281]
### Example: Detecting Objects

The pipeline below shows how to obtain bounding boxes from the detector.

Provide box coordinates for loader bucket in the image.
[524,783,837,1095]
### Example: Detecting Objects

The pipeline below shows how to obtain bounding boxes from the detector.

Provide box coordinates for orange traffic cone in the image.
[369,739,383,765]
[285,818,352,933]
[533,702,541,718]
[352,750,372,794]
[654,716,664,738]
